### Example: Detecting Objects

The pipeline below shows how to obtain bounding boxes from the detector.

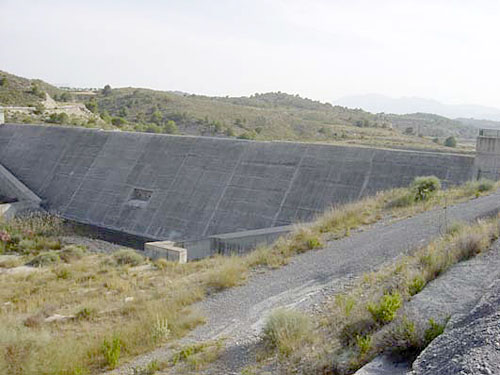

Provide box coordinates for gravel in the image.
[107,191,500,374]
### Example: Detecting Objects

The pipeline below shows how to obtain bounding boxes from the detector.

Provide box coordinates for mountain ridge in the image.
[335,93,500,122]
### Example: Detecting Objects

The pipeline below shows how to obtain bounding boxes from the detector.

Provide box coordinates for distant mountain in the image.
[335,94,500,122]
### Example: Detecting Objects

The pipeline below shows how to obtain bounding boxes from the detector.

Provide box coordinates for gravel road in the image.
[108,191,500,374]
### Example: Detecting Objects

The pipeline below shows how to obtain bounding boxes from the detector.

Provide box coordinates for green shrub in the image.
[290,228,323,253]
[112,249,144,266]
[102,337,121,369]
[76,307,98,321]
[408,276,426,296]
[477,179,495,192]
[356,335,372,356]
[339,319,377,346]
[424,318,446,344]
[262,308,312,357]
[367,291,402,324]
[27,251,60,266]
[412,176,441,201]
[444,136,457,148]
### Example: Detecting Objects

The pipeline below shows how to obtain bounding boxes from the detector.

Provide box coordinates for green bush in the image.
[76,307,98,321]
[102,337,121,369]
[367,291,402,324]
[356,334,372,356]
[112,249,144,266]
[424,318,446,344]
[444,136,457,148]
[408,276,426,296]
[412,176,441,201]
[262,308,312,356]
[27,251,61,266]
[477,179,495,192]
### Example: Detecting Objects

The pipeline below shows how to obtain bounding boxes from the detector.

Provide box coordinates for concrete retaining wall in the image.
[474,135,500,180]
[179,225,294,260]
[0,124,475,243]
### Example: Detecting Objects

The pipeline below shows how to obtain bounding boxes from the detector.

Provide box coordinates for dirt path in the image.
[108,192,500,374]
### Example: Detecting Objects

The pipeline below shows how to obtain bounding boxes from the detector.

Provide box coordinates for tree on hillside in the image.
[444,136,457,148]
[163,120,178,134]
[102,84,112,96]
[30,83,45,99]
[151,110,163,125]
[0,76,8,87]
[85,99,98,113]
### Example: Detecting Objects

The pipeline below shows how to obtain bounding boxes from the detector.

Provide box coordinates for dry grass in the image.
[262,308,313,357]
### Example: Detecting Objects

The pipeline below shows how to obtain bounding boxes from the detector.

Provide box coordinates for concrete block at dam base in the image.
[144,240,187,263]
[180,225,294,260]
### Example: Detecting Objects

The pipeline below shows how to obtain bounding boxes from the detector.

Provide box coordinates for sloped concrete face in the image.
[0,124,474,242]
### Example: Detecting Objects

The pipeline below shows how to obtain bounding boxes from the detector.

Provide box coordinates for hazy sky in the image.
[2,0,500,107]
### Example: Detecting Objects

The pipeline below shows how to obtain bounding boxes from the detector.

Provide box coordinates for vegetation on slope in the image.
[0,70,477,152]
[381,112,478,139]
[263,217,499,374]
[0,70,64,107]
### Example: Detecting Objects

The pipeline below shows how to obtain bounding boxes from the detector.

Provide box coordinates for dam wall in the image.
[0,124,475,244]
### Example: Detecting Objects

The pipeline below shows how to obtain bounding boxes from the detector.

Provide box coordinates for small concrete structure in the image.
[144,240,187,263]
[474,128,500,180]
[0,161,41,220]
[180,225,294,260]
[0,108,4,125]
[0,201,40,220]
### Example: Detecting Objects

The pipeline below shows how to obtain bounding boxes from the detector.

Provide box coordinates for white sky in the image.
[1,0,500,107]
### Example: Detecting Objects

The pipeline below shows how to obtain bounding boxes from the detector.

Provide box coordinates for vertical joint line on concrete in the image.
[144,138,198,238]
[271,146,308,227]
[63,134,111,213]
[201,144,248,237]
[357,150,375,200]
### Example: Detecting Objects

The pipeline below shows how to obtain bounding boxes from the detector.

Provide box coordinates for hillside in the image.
[0,70,65,106]
[0,70,476,152]
[379,112,478,138]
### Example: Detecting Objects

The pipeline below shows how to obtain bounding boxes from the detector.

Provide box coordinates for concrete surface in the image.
[0,124,474,244]
[474,132,500,180]
[144,240,187,263]
[0,201,40,220]
[180,225,294,260]
[0,162,41,204]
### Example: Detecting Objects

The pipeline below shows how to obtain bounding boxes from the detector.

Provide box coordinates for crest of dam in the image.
[0,124,476,246]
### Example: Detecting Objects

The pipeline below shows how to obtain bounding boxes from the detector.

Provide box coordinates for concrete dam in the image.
[0,124,478,259]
